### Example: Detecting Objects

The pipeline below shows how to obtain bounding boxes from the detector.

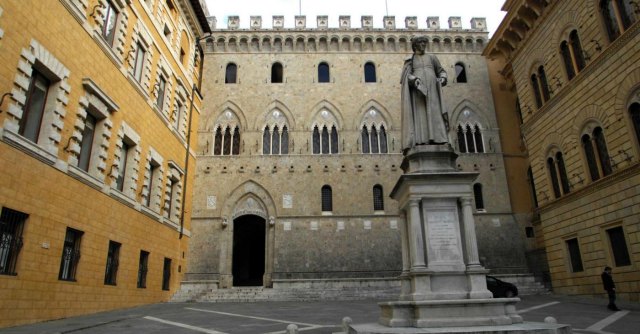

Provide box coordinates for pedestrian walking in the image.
[601,266,620,311]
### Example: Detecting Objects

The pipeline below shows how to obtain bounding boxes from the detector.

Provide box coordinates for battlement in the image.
[206,15,487,32]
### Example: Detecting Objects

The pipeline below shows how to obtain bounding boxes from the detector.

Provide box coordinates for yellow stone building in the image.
[0,0,209,327]
[486,0,640,301]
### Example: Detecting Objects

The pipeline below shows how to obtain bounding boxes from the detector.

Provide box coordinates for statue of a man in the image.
[400,36,449,152]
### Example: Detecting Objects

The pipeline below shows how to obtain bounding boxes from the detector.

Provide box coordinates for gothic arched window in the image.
[560,30,586,80]
[457,124,484,153]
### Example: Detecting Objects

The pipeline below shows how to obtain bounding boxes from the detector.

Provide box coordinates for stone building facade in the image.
[0,0,209,327]
[485,0,640,301]
[184,14,530,292]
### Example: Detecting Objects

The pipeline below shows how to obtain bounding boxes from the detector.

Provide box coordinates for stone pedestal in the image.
[350,146,571,333]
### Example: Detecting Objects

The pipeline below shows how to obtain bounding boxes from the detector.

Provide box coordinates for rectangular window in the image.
[134,42,146,82]
[174,100,183,130]
[607,226,631,267]
[78,113,97,172]
[137,250,149,288]
[59,228,83,281]
[18,70,50,142]
[0,208,28,275]
[145,162,159,207]
[115,141,131,191]
[566,238,584,272]
[104,240,121,285]
[102,0,119,46]
[162,257,171,290]
[156,76,166,110]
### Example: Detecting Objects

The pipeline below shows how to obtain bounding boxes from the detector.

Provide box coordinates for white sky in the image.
[204,0,507,36]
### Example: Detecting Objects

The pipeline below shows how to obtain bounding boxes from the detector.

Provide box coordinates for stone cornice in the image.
[538,161,640,214]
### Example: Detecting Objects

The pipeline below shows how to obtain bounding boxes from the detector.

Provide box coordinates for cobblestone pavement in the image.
[0,294,638,334]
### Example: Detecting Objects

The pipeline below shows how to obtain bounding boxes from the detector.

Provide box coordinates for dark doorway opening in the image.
[232,215,266,286]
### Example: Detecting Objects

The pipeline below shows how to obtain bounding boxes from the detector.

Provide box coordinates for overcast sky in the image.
[204,0,507,35]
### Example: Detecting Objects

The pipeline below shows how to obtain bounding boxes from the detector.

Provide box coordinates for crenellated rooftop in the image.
[205,15,488,32]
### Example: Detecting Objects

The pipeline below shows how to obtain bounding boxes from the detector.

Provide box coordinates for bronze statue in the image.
[400,36,449,152]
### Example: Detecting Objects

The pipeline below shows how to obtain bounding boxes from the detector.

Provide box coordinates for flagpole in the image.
[299,0,301,15]
[385,0,388,16]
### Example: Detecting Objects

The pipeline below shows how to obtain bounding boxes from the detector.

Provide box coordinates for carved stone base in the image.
[379,298,522,328]
[349,321,572,334]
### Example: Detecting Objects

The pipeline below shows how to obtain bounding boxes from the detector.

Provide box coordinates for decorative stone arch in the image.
[525,48,548,76]
[571,104,610,139]
[204,100,248,131]
[254,100,296,131]
[308,100,344,130]
[450,99,493,129]
[614,67,640,156]
[219,180,277,288]
[354,100,393,130]
[552,10,583,49]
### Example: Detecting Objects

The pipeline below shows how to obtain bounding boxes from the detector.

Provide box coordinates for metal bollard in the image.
[286,324,299,334]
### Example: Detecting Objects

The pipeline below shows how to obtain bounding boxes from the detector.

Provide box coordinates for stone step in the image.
[171,274,549,303]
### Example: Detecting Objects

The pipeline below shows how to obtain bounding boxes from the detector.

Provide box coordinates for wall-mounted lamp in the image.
[591,39,602,52]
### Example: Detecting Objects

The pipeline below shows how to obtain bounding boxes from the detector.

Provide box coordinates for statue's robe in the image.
[400,53,449,151]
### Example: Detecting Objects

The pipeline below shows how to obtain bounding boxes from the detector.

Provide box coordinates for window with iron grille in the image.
[138,250,149,288]
[59,228,83,281]
[162,257,171,290]
[373,185,384,211]
[321,185,332,212]
[104,240,121,285]
[0,208,28,275]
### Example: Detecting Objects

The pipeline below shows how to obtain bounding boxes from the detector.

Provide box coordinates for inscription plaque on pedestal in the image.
[426,210,463,268]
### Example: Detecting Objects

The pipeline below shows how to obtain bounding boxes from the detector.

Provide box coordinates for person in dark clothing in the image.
[601,266,620,311]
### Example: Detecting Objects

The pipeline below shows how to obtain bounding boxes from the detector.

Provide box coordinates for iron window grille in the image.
[138,250,149,288]
[59,227,83,281]
[104,240,121,285]
[0,208,28,276]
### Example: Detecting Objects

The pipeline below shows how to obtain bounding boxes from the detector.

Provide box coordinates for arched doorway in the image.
[232,215,265,286]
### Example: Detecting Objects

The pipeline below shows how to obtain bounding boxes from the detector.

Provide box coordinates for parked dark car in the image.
[486,275,518,298]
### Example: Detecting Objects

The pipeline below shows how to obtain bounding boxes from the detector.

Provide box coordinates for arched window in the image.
[364,62,376,83]
[271,62,283,83]
[600,0,635,42]
[312,125,338,154]
[373,185,384,211]
[225,63,237,84]
[529,65,551,109]
[457,124,484,153]
[560,30,586,80]
[457,125,467,153]
[271,125,280,154]
[321,185,332,212]
[262,126,271,154]
[318,62,330,83]
[630,102,640,145]
[547,150,571,198]
[263,109,289,155]
[361,124,388,154]
[455,62,467,83]
[213,125,240,156]
[473,183,484,210]
[582,126,612,181]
